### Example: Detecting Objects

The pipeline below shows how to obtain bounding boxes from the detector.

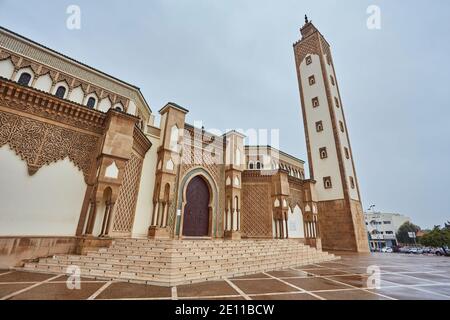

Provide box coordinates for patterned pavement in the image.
[1,252,450,300]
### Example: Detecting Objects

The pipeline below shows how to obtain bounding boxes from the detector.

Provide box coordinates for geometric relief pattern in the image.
[294,32,320,66]
[242,184,272,238]
[0,110,99,181]
[112,152,144,234]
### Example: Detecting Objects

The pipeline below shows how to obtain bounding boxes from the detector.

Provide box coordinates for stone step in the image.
[46,251,329,271]
[21,239,338,286]
[91,245,313,256]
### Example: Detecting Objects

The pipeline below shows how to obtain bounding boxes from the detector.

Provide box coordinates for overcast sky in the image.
[1,0,449,229]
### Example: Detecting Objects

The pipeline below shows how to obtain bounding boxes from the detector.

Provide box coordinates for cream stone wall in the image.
[323,55,359,201]
[127,100,137,116]
[34,74,52,92]
[98,97,112,112]
[132,133,161,237]
[288,205,304,238]
[0,58,14,79]
[0,146,86,236]
[68,86,84,104]
[300,54,344,201]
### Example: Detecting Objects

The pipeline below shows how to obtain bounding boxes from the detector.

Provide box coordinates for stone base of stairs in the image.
[20,239,338,287]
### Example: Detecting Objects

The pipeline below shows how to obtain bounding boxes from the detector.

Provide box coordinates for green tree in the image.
[444,221,450,230]
[396,221,421,245]
[420,226,450,249]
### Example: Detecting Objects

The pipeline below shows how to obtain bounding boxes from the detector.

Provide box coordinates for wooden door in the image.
[182,176,210,236]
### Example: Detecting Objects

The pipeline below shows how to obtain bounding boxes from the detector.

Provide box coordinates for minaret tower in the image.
[293,17,369,252]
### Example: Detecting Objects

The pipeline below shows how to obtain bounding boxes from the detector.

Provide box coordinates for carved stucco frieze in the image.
[19,58,40,74]
[38,67,58,82]
[0,109,100,182]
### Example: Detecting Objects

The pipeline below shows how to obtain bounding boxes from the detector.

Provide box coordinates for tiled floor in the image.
[1,252,450,300]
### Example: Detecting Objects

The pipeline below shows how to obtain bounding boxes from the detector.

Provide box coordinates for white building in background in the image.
[365,212,410,250]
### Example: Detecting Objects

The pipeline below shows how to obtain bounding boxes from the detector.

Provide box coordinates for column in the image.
[224,208,229,231]
[151,201,159,226]
[274,219,279,238]
[100,201,111,236]
[105,202,115,236]
[157,203,164,227]
[231,207,235,232]
[85,200,98,235]
[284,213,289,239]
[162,201,170,227]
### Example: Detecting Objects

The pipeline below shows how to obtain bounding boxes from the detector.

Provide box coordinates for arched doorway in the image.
[182,175,210,236]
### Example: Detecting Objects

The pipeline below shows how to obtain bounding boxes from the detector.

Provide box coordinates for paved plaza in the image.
[1,252,449,300]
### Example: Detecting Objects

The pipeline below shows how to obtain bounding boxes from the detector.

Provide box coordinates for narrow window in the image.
[319,147,328,159]
[55,86,66,99]
[349,176,355,189]
[308,75,316,86]
[312,97,319,108]
[306,56,312,65]
[323,176,332,189]
[256,162,261,170]
[339,120,345,133]
[315,121,323,132]
[249,162,254,170]
[344,147,350,159]
[86,97,96,108]
[334,97,340,108]
[330,75,335,86]
[17,73,32,86]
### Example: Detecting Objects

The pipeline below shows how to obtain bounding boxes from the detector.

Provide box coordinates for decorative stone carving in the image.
[294,32,320,66]
[0,110,99,182]
[0,80,106,134]
[112,152,144,234]
[242,184,272,238]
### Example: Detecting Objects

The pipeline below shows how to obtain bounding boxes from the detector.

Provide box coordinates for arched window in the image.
[114,105,123,111]
[18,73,32,86]
[87,97,96,108]
[334,97,340,108]
[248,162,254,170]
[55,86,66,99]
[256,162,261,170]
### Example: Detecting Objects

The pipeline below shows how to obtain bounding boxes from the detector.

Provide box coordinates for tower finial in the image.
[305,15,309,24]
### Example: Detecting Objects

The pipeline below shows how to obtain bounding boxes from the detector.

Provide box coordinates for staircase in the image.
[21,239,338,286]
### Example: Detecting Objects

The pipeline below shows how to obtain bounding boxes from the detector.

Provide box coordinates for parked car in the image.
[422,247,432,254]
[399,247,410,253]
[435,247,450,256]
[408,247,418,254]
[381,247,393,253]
